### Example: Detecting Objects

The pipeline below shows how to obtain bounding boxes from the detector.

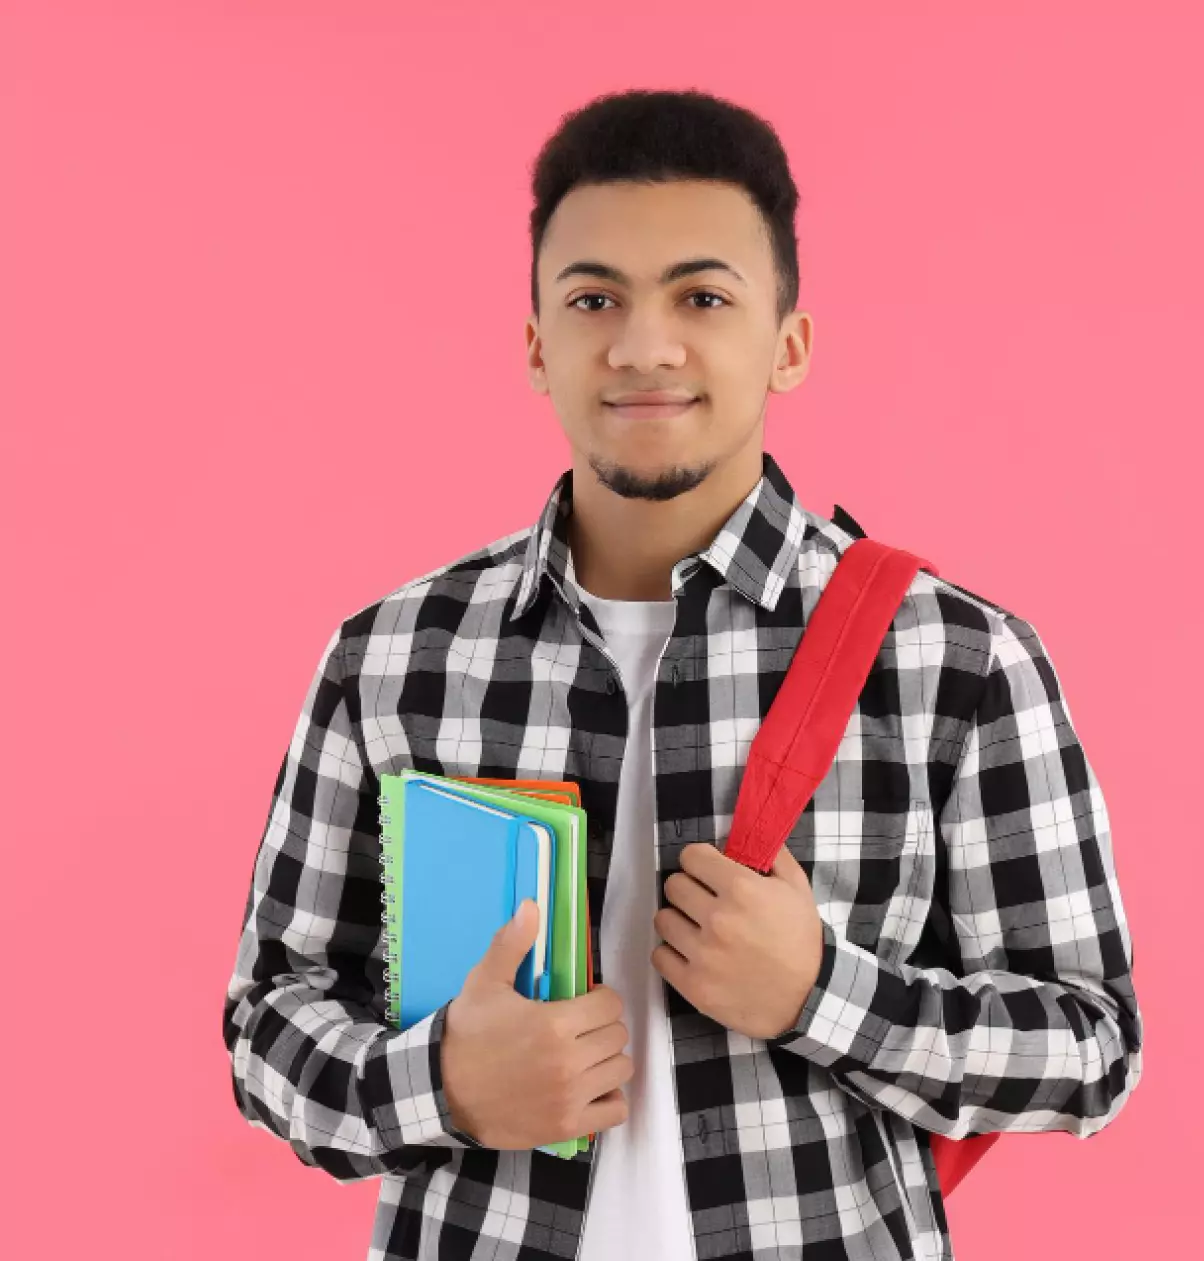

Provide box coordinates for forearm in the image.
[224,627,487,1180]
[766,917,1144,1138]
[224,978,484,1183]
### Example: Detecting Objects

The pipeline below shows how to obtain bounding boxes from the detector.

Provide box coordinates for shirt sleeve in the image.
[221,624,487,1182]
[764,610,1144,1140]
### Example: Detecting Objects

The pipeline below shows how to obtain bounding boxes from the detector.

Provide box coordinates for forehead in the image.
[541,180,770,278]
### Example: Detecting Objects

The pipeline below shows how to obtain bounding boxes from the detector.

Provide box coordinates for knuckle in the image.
[555,1102,578,1135]
[546,1005,572,1039]
[552,1055,577,1091]
[709,909,734,943]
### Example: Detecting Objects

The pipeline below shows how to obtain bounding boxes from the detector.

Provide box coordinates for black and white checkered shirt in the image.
[223,451,1143,1260]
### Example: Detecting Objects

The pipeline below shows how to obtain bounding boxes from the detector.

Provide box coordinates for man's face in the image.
[526,179,812,500]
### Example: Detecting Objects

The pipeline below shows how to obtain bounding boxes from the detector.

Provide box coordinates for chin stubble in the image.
[587,453,717,502]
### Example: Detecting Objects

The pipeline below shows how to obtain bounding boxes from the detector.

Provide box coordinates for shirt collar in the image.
[509,451,812,621]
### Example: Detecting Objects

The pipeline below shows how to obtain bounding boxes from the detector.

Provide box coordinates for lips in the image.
[606,392,696,406]
[605,399,698,419]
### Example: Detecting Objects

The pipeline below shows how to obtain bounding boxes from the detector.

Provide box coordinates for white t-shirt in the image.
[576,586,696,1261]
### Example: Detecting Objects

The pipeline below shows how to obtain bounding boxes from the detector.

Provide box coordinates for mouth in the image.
[603,399,698,419]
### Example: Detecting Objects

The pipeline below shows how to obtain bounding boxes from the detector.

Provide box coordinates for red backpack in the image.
[723,525,998,1198]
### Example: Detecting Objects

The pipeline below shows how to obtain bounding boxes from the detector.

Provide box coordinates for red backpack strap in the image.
[722,539,938,872]
[722,537,1002,1198]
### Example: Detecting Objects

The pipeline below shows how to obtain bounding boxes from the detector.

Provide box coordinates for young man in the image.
[223,89,1143,1261]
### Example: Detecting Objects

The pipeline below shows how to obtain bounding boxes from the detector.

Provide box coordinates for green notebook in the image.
[382,769,592,1159]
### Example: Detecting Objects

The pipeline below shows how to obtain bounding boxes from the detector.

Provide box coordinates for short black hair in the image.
[528,88,801,327]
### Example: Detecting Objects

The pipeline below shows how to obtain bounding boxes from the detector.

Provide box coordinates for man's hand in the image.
[651,842,824,1040]
[443,900,633,1150]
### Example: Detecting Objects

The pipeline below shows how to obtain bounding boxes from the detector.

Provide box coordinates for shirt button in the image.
[605,674,618,695]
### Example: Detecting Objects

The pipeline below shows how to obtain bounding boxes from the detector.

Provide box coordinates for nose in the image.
[607,313,689,375]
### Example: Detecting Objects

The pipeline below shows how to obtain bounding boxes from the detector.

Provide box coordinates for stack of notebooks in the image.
[377,769,595,1159]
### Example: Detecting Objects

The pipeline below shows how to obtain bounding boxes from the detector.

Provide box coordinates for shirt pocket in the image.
[781,794,933,962]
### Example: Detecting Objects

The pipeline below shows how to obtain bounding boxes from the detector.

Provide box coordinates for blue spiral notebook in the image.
[379,779,556,1031]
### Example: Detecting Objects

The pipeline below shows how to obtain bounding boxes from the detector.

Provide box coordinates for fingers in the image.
[579,1063,633,1128]
[557,982,625,1036]
[581,1086,630,1136]
[571,1019,630,1068]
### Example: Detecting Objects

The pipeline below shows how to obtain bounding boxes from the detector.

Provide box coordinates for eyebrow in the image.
[553,257,747,288]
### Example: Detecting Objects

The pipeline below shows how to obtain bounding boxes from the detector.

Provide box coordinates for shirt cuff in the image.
[363,1000,488,1151]
[763,916,892,1069]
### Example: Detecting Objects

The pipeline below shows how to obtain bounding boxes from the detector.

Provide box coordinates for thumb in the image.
[770,843,811,890]
[475,898,541,984]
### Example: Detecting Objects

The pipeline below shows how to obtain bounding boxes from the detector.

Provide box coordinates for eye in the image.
[687,291,729,310]
[568,290,730,312]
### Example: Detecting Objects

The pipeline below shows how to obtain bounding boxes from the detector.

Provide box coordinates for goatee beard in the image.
[588,454,716,502]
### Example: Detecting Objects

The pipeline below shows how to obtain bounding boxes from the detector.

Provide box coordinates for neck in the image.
[567,440,766,601]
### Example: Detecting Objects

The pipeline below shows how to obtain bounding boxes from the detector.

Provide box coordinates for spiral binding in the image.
[378,787,401,1028]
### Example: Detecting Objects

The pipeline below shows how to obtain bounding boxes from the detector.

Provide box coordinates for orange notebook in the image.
[456,776,580,804]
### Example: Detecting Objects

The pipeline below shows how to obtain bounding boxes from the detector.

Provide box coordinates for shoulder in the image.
[806,504,1018,643]
[333,523,536,657]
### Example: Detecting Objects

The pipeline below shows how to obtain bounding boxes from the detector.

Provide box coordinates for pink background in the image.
[2,2,1197,1257]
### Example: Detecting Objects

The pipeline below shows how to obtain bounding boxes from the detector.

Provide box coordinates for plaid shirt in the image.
[223,451,1143,1261]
